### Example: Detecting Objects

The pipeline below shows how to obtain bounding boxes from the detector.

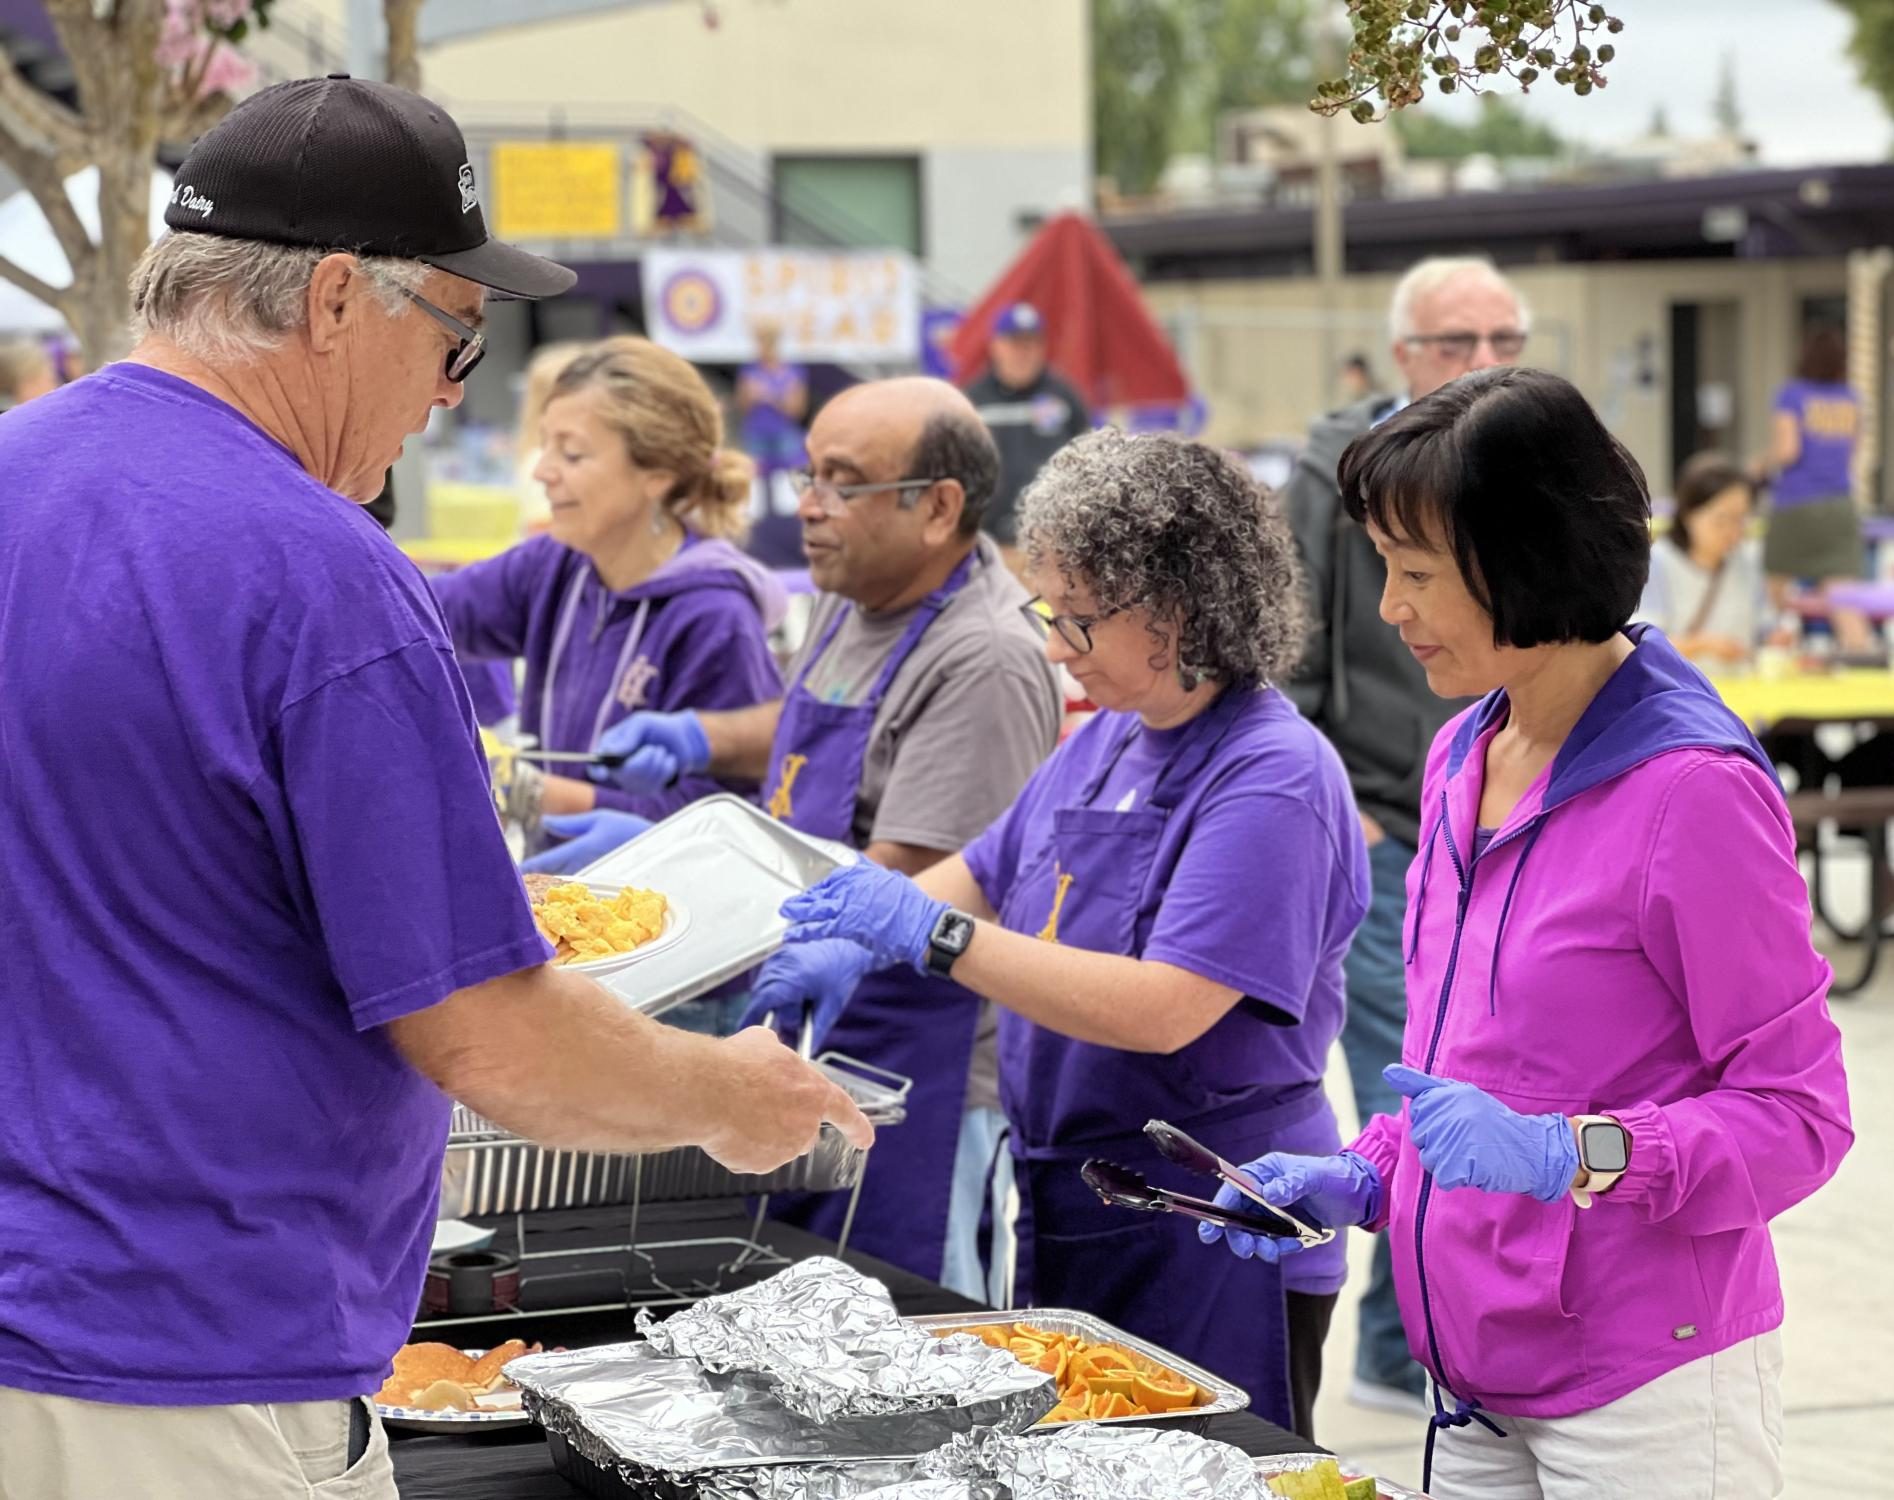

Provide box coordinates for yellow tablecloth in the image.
[1707,669,1894,728]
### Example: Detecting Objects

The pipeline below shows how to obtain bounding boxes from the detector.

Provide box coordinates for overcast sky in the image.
[1416,0,1892,166]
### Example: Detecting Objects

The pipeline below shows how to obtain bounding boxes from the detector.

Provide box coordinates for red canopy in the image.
[947,211,1191,408]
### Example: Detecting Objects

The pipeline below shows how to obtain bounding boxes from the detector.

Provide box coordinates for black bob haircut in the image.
[1337,366,1652,649]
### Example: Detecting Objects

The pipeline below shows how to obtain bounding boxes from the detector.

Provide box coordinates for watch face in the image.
[1581,1122,1630,1174]
[935,912,974,955]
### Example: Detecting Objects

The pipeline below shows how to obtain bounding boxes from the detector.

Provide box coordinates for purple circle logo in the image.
[661,270,722,334]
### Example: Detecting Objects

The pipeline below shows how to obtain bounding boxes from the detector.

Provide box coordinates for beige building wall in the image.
[1145,256,1848,493]
[420,1,1087,154]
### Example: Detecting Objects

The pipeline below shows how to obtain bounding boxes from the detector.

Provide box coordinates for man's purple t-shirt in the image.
[962,689,1369,1293]
[1772,378,1859,508]
[0,365,551,1405]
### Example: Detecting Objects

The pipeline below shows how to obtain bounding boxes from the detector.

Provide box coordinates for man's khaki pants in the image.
[0,1385,397,1500]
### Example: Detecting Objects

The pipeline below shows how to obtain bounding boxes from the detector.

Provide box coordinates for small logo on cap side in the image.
[171,183,214,219]
[457,163,478,214]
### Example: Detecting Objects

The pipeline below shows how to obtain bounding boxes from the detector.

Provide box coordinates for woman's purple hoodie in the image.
[1350,626,1851,1421]
[431,534,786,820]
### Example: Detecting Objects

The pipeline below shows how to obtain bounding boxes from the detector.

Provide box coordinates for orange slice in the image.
[1088,1390,1138,1420]
[1132,1370,1201,1412]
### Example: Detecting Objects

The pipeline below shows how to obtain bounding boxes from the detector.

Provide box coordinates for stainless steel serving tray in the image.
[578,795,857,1018]
[908,1310,1250,1434]
[443,1054,909,1216]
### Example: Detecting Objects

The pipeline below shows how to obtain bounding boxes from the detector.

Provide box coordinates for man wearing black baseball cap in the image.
[0,76,870,1499]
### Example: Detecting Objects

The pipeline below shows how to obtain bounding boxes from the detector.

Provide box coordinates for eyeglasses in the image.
[1020,596,1123,655]
[1404,329,1529,362]
[788,468,942,518]
[402,287,486,383]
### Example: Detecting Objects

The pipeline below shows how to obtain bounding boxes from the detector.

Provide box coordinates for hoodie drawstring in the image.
[1424,1385,1508,1493]
[1406,798,1446,965]
[1487,816,1548,1015]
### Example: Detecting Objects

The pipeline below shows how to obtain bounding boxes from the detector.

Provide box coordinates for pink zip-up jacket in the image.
[1348,627,1852,1419]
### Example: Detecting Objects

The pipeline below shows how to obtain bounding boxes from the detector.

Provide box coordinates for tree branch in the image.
[0,45,85,159]
[0,249,71,319]
[0,130,98,279]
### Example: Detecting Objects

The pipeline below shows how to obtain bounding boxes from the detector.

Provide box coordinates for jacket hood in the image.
[608,536,789,629]
[1297,394,1396,476]
[1443,624,1777,806]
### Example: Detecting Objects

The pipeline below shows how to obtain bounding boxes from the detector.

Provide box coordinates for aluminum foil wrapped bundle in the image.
[635,1257,1044,1423]
[853,1425,1272,1500]
[506,1319,1056,1499]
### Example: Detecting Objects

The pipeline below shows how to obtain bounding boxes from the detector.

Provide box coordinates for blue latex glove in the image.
[779,863,948,973]
[591,711,711,795]
[739,939,880,1047]
[1197,1151,1381,1263]
[522,811,653,874]
[1386,1064,1580,1203]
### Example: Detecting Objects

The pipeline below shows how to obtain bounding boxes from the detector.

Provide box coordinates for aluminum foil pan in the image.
[507,1337,1052,1500]
[635,1258,1049,1423]
[908,1310,1249,1432]
[857,1425,1274,1498]
[441,1052,908,1214]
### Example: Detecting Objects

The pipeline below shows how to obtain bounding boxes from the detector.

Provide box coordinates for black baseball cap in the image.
[163,73,575,300]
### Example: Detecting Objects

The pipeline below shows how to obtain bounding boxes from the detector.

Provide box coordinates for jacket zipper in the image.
[1413,787,1473,1400]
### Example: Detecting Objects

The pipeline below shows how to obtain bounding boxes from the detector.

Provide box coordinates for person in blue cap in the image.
[963,302,1092,560]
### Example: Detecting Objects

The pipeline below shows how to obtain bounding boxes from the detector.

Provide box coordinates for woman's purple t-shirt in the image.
[1772,378,1858,508]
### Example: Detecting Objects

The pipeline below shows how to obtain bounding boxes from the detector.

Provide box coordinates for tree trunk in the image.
[385,0,424,92]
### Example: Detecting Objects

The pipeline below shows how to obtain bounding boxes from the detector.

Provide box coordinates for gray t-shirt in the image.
[792,536,1061,1112]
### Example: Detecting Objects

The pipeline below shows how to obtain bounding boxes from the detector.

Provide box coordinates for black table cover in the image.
[389,1205,1320,1498]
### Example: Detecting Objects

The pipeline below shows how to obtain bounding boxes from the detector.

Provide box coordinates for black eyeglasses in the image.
[402,287,486,382]
[787,468,941,518]
[1404,329,1529,362]
[1020,596,1123,654]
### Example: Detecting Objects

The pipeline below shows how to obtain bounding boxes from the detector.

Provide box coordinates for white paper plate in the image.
[542,885,692,978]
[376,1349,533,1434]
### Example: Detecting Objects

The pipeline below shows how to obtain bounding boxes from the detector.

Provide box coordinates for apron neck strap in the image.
[793,545,980,705]
[1075,683,1255,812]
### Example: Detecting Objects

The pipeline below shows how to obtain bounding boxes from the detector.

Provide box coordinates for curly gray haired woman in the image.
[747,421,1369,1443]
[1018,428,1306,688]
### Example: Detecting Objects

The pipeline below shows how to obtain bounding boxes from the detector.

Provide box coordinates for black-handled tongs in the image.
[1079,1160,1305,1239]
[1079,1120,1336,1246]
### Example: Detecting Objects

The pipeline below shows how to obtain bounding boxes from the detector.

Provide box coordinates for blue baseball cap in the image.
[993,302,1045,338]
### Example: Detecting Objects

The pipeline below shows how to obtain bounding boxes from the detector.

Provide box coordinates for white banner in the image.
[643,248,920,365]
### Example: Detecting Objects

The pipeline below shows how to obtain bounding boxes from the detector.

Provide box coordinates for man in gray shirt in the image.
[594,377,1061,1298]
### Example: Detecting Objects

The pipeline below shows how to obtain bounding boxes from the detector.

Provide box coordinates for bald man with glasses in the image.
[575,377,1063,1300]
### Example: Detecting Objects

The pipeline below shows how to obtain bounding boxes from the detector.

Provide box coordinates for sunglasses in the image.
[402,287,486,383]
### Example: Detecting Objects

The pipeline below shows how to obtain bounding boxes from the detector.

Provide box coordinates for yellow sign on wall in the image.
[490,142,622,240]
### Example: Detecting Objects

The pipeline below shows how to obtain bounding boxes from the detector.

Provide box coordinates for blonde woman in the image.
[433,337,786,853]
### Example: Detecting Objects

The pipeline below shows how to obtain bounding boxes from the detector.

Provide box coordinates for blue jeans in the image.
[1341,835,1428,1395]
[940,1106,1014,1304]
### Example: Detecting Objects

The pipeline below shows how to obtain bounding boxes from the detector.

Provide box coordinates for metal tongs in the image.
[1080,1120,1335,1247]
[509,748,631,769]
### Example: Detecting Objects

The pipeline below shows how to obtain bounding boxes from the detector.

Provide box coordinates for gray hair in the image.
[1388,256,1532,344]
[1019,428,1305,688]
[129,231,431,364]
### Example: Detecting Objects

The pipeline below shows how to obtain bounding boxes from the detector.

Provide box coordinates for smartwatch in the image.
[923,909,977,979]
[1571,1115,1631,1209]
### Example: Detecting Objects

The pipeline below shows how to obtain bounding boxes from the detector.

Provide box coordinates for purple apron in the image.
[762,555,982,1283]
[995,686,1302,1428]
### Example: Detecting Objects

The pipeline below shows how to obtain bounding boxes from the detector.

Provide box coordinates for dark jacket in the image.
[966,366,1093,543]
[1283,394,1469,850]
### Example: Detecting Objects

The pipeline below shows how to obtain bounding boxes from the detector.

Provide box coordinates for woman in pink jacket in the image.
[1203,367,1852,1498]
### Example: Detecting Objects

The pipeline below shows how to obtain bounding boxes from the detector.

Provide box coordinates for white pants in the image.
[1429,1332,1784,1500]
[0,1385,396,1500]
